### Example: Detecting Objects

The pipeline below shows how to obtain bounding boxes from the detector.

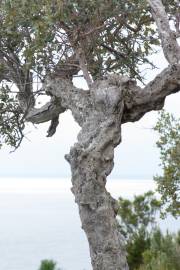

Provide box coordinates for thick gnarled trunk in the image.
[67,148,129,270]
[65,81,129,269]
[68,144,128,269]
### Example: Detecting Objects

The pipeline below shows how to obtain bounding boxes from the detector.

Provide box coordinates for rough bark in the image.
[65,79,128,270]
[122,64,180,123]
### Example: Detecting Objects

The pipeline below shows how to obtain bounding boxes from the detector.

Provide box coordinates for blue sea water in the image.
[0,178,179,270]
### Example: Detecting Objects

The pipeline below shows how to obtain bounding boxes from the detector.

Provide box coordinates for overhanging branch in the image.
[26,97,65,124]
[122,64,180,123]
[25,76,92,138]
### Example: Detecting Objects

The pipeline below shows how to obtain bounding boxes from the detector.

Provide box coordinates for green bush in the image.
[126,228,150,270]
[138,229,180,270]
[38,260,57,270]
[118,192,180,270]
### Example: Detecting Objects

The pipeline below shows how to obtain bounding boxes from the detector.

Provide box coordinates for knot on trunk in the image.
[91,75,137,115]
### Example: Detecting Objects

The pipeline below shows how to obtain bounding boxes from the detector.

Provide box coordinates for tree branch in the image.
[147,0,180,64]
[42,76,92,126]
[46,115,59,137]
[26,77,92,136]
[0,50,35,111]
[122,64,180,123]
[26,97,65,124]
[76,47,93,89]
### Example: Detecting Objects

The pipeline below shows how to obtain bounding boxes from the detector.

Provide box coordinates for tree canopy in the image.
[0,0,179,149]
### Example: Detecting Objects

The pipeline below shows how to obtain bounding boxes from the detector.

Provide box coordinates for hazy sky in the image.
[0,52,179,179]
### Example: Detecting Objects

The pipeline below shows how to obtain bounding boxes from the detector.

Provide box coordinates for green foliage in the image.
[118,191,162,238]
[138,229,180,270]
[118,192,180,270]
[154,110,180,217]
[126,229,151,270]
[0,0,64,76]
[0,85,24,149]
[118,192,162,270]
[38,260,60,270]
[0,0,174,80]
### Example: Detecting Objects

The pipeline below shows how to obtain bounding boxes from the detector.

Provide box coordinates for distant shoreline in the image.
[0,178,155,197]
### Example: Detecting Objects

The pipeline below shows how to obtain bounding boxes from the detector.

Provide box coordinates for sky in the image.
[0,51,179,179]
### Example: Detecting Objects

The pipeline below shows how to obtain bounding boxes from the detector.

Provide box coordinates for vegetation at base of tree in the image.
[118,192,180,270]
[38,260,61,270]
[118,191,162,239]
[154,110,180,217]
[138,229,180,270]
[118,191,161,269]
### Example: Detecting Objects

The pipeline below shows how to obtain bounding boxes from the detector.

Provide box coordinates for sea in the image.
[0,178,179,270]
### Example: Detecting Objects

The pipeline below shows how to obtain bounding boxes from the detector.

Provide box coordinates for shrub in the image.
[38,260,57,270]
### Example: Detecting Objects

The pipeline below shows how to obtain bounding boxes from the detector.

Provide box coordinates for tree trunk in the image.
[67,146,128,269]
[65,80,129,269]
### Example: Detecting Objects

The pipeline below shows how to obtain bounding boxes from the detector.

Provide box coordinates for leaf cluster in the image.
[118,192,180,270]
[139,229,180,270]
[0,0,67,76]
[0,85,24,149]
[38,259,62,270]
[118,191,162,269]
[55,0,161,80]
[154,110,180,217]
[118,191,162,238]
